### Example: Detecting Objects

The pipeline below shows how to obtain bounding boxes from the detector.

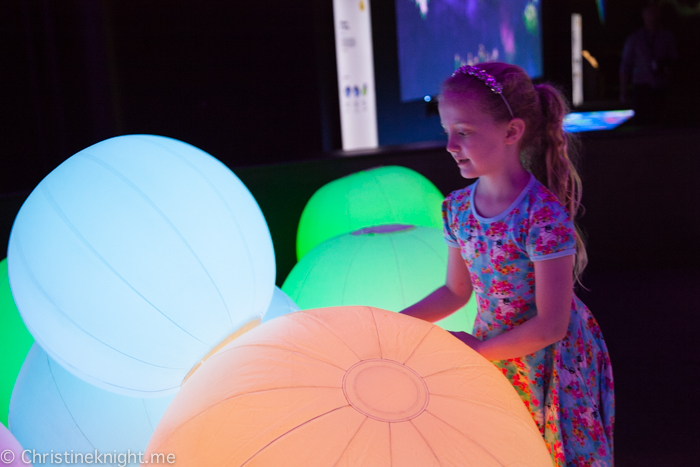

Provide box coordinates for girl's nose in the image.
[446,137,459,156]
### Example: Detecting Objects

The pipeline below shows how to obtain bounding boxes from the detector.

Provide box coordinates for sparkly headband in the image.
[451,66,515,119]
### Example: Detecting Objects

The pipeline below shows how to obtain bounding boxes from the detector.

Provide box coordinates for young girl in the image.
[401,63,614,466]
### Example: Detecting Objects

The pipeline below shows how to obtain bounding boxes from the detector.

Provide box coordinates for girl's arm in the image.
[453,254,573,361]
[400,246,473,322]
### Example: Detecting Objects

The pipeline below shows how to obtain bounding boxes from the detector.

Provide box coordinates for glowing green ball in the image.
[296,166,444,260]
[283,225,476,333]
[0,258,34,427]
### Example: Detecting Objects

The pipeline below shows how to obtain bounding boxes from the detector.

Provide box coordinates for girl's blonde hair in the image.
[442,62,587,282]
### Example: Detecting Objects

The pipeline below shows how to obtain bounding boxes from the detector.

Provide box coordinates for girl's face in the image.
[438,95,512,179]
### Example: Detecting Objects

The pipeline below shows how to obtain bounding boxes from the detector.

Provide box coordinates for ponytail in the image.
[534,84,588,283]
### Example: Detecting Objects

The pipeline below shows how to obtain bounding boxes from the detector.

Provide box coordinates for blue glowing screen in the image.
[395,0,543,102]
[563,110,635,133]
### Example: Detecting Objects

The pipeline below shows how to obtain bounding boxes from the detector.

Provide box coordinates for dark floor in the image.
[576,268,699,466]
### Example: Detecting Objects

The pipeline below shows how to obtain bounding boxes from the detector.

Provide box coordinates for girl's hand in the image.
[449,331,482,352]
[400,247,473,323]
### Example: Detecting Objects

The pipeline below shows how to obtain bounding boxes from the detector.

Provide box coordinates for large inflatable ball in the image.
[146,306,551,466]
[261,286,300,323]
[0,423,31,466]
[9,345,173,467]
[296,166,444,260]
[0,258,33,427]
[283,225,477,333]
[7,135,275,397]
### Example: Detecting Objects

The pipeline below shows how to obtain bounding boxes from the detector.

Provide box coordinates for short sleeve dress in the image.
[442,174,615,466]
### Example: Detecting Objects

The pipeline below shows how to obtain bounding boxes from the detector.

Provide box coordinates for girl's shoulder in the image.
[524,178,573,225]
[527,178,561,205]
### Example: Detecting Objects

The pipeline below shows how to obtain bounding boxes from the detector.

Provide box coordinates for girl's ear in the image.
[504,118,526,145]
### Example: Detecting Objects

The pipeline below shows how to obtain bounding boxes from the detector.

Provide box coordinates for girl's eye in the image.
[442,129,470,137]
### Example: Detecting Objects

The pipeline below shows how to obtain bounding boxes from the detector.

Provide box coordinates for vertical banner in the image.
[333,0,379,150]
[571,13,583,107]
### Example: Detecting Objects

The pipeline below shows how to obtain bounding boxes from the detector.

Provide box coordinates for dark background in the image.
[2,0,700,193]
[1,1,699,465]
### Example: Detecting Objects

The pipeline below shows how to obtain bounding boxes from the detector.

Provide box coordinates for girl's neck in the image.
[473,168,531,218]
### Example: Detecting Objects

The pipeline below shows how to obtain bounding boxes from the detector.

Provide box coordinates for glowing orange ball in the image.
[145,307,551,466]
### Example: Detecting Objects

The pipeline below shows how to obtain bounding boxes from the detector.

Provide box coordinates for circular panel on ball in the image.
[342,359,429,422]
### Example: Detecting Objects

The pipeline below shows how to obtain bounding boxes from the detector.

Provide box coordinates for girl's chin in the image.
[458,166,478,179]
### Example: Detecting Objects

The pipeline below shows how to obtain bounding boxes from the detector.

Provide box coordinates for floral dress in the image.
[442,174,615,466]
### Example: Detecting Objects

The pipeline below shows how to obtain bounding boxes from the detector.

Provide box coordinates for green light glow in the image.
[0,258,34,427]
[296,166,444,260]
[283,225,477,334]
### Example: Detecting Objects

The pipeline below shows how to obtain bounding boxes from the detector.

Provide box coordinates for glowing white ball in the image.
[9,345,174,467]
[7,135,275,397]
[261,286,300,323]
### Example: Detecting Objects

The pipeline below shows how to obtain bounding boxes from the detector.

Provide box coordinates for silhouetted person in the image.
[619,3,677,125]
